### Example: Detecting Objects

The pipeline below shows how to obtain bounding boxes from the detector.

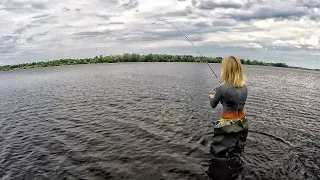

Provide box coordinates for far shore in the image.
[1,53,319,72]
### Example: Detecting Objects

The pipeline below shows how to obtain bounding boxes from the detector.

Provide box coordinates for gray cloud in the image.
[31,3,46,10]
[192,0,197,7]
[0,35,18,54]
[1,1,24,12]
[97,22,125,26]
[37,31,50,36]
[63,7,71,11]
[184,5,211,18]
[105,28,203,43]
[73,30,113,37]
[142,32,187,42]
[33,14,51,19]
[185,35,205,42]
[95,13,111,20]
[299,0,320,8]
[185,6,193,14]
[212,20,235,27]
[142,10,190,19]
[188,12,209,19]
[26,31,49,43]
[99,0,119,6]
[31,15,58,24]
[223,7,307,21]
[242,0,265,9]
[121,0,139,9]
[1,1,47,13]
[193,21,210,27]
[109,22,125,25]
[191,20,236,32]
[163,11,188,17]
[207,27,232,32]
[0,45,16,54]
[141,23,232,43]
[195,0,243,9]
[13,24,42,35]
[26,36,34,43]
[1,35,17,43]
[310,14,320,21]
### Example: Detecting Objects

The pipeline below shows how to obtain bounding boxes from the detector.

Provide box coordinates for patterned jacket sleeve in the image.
[210,85,223,109]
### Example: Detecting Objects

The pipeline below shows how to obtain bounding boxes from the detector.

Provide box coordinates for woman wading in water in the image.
[206,56,249,179]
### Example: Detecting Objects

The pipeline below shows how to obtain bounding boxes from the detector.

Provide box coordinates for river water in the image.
[0,63,319,180]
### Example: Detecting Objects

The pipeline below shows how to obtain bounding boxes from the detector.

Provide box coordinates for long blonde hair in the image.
[221,56,246,88]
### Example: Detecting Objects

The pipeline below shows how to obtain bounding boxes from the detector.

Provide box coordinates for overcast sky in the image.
[1,0,320,69]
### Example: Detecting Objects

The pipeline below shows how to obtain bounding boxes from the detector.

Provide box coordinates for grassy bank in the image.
[0,53,319,72]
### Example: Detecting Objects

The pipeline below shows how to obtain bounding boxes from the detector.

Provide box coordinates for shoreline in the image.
[1,53,319,72]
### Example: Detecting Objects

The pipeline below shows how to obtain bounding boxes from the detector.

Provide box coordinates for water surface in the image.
[0,63,319,180]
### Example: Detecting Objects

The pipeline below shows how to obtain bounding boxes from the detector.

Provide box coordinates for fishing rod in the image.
[152,19,221,85]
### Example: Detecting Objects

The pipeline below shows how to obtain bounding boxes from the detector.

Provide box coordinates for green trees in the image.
[272,63,289,67]
[0,53,312,72]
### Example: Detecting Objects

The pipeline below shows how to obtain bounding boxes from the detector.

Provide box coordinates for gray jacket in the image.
[210,83,248,111]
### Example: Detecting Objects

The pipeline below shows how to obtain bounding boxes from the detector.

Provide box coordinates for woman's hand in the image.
[208,94,215,100]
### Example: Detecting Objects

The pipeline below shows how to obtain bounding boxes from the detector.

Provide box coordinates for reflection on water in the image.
[0,63,319,180]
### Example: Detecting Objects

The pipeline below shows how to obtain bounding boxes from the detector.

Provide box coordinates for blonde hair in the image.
[221,56,246,88]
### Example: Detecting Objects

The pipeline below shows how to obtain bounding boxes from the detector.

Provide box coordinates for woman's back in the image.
[220,83,247,111]
[210,83,247,111]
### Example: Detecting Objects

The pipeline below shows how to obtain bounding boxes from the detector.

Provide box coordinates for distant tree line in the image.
[0,53,318,72]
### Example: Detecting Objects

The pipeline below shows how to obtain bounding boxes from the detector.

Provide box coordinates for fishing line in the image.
[152,19,221,85]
